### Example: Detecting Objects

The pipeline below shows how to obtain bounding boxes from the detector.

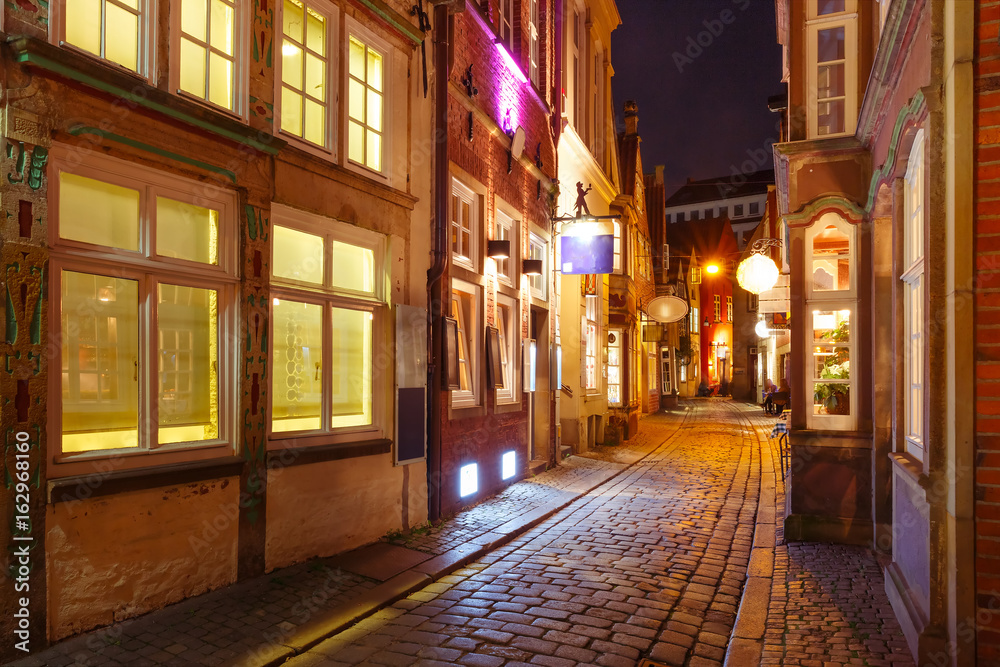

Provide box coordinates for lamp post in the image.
[737,238,783,294]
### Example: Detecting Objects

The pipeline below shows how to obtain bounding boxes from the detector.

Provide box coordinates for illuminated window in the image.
[726,296,733,322]
[460,463,478,497]
[501,451,516,480]
[714,295,721,322]
[806,0,858,137]
[527,0,539,86]
[607,330,622,406]
[612,220,622,273]
[808,214,853,296]
[347,32,386,172]
[691,306,699,333]
[496,295,519,404]
[451,279,481,407]
[51,148,237,460]
[495,208,515,284]
[177,0,242,112]
[585,296,599,390]
[810,308,852,420]
[903,130,925,460]
[279,0,333,149]
[452,179,478,271]
[60,0,147,74]
[270,205,384,436]
[528,233,547,300]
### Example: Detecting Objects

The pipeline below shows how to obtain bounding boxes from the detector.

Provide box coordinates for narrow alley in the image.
[12,401,913,667]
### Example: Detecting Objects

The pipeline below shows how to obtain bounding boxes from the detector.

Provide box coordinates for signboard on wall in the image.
[560,219,616,275]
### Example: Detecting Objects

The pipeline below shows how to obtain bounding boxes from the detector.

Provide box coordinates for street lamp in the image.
[737,238,782,294]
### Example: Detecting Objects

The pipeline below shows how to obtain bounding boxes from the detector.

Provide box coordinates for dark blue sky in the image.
[611,0,784,195]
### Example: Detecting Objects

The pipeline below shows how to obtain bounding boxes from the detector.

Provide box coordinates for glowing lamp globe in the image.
[737,254,780,294]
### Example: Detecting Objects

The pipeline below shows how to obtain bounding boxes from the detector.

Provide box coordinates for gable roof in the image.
[665,169,775,207]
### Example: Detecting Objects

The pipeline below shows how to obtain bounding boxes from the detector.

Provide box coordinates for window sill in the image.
[889,451,926,484]
[48,455,244,504]
[267,438,391,469]
[10,36,284,156]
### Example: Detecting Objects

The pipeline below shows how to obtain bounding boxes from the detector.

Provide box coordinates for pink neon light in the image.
[495,42,528,84]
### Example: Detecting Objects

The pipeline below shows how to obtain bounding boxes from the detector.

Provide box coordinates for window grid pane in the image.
[281,0,329,147]
[66,0,142,72]
[271,299,324,432]
[180,0,238,110]
[348,35,384,171]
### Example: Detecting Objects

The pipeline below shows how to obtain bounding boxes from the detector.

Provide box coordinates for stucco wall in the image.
[264,455,417,571]
[46,478,239,640]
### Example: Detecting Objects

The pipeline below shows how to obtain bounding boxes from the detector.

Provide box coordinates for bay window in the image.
[608,330,622,406]
[806,0,858,138]
[805,212,856,430]
[269,205,385,438]
[50,148,237,467]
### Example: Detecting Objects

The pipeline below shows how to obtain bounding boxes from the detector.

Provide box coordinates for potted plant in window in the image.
[814,359,850,415]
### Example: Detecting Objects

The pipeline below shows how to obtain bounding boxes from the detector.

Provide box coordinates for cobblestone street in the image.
[279,401,913,667]
[10,400,914,667]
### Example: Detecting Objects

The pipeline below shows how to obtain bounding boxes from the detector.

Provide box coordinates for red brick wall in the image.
[438,5,556,516]
[977,1,1000,662]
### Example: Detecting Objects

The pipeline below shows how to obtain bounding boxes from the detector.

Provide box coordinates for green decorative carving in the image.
[29,266,42,345]
[865,91,926,212]
[4,285,15,344]
[6,142,48,190]
[244,205,269,242]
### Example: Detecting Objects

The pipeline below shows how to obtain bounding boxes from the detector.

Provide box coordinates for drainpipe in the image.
[426,0,454,523]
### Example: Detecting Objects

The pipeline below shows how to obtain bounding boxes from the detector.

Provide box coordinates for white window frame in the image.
[170,0,248,118]
[451,279,482,408]
[528,232,547,301]
[903,130,925,460]
[47,145,239,477]
[691,306,699,333]
[494,206,517,286]
[726,296,733,322]
[343,18,392,179]
[451,178,479,272]
[51,0,155,78]
[498,0,514,50]
[268,204,387,445]
[806,3,859,139]
[612,220,622,274]
[714,295,721,322]
[496,293,521,405]
[276,0,339,157]
[806,212,856,300]
[806,304,856,431]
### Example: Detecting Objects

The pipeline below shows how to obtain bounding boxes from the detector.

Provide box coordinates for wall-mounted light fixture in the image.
[487,240,511,259]
[523,259,543,275]
[703,316,710,328]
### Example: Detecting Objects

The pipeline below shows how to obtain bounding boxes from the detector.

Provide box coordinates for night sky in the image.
[610,0,784,196]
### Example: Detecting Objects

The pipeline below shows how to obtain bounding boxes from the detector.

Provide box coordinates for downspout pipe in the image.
[426,0,452,523]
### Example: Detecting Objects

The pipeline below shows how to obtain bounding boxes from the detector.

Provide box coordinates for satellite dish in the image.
[511,127,526,159]
[646,296,689,323]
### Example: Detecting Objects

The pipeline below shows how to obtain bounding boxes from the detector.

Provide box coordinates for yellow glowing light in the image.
[705,264,720,274]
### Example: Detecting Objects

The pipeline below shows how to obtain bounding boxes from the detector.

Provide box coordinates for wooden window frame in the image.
[50,0,155,79]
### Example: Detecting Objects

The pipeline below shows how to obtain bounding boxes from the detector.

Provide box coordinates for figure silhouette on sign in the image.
[574,182,592,217]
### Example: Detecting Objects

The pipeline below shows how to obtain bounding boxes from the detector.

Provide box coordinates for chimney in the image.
[623,100,638,136]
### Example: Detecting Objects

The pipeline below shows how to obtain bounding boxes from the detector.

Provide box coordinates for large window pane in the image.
[158,284,219,444]
[273,225,324,284]
[330,308,373,427]
[105,3,140,70]
[812,309,851,416]
[208,52,233,108]
[332,241,374,293]
[817,27,845,62]
[65,0,102,56]
[272,300,324,432]
[284,0,304,41]
[182,0,209,41]
[60,172,140,251]
[61,271,140,453]
[811,224,850,291]
[180,39,208,97]
[210,0,235,55]
[157,197,219,264]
